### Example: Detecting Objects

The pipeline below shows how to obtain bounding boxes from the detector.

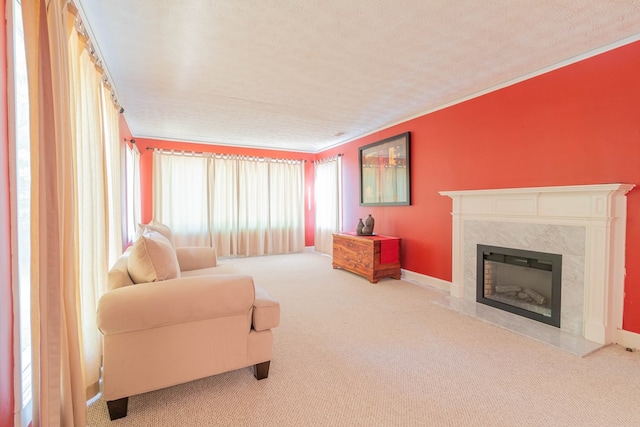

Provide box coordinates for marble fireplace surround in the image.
[440,184,634,350]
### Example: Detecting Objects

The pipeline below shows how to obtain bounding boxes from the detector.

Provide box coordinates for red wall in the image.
[319,40,640,334]
[134,138,317,246]
[0,0,15,424]
[131,41,640,335]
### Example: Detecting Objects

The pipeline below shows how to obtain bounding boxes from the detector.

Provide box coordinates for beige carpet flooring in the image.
[87,251,640,426]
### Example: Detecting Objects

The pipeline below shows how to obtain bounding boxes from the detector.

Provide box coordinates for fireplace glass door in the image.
[477,245,562,327]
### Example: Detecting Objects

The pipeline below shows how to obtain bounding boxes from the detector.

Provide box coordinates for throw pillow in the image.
[137,219,174,248]
[128,230,181,284]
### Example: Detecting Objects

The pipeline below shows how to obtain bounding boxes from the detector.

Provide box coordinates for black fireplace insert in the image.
[477,244,562,327]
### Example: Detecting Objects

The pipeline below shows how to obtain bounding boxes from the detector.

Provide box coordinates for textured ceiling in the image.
[76,0,640,153]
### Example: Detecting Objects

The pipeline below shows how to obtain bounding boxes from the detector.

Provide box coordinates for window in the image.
[152,150,305,256]
[313,156,342,255]
[9,0,33,425]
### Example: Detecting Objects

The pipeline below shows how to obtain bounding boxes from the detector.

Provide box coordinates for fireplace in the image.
[440,183,634,345]
[477,244,562,327]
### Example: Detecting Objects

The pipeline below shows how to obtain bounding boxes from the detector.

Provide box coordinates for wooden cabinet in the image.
[332,233,401,283]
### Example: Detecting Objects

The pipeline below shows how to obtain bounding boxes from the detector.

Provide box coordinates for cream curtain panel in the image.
[314,156,342,255]
[237,160,270,255]
[69,25,109,404]
[153,151,211,246]
[267,161,305,254]
[209,155,239,253]
[21,1,122,425]
[126,144,141,243]
[102,83,124,266]
[153,150,305,256]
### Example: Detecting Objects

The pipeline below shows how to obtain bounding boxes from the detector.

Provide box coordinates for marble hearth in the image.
[439,184,634,355]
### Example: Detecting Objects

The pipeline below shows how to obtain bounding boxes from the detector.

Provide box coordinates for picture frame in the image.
[359,132,411,206]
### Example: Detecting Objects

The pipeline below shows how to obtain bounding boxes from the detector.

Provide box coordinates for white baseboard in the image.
[616,328,640,350]
[402,269,451,293]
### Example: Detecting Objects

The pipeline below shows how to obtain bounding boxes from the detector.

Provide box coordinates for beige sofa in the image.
[97,242,280,420]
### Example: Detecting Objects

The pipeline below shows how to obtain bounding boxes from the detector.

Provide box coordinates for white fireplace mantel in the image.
[440,184,634,345]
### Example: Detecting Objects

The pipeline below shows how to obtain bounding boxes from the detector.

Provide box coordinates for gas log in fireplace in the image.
[477,245,562,327]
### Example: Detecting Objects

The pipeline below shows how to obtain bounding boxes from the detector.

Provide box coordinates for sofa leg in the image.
[254,361,270,380]
[107,397,129,420]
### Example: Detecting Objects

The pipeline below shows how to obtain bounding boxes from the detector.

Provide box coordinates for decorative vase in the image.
[362,214,375,235]
[356,218,364,235]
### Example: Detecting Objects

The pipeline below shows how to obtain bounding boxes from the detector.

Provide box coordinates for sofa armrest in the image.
[175,246,217,271]
[252,285,280,331]
[97,274,254,335]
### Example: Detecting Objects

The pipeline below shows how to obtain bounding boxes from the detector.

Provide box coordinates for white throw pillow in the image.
[128,231,181,284]
[136,220,175,248]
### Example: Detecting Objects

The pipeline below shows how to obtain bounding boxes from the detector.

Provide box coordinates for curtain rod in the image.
[69,0,122,111]
[313,153,343,164]
[147,147,307,163]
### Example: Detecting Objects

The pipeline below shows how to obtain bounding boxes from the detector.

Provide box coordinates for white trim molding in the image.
[440,184,634,345]
[616,329,640,351]
[402,269,451,293]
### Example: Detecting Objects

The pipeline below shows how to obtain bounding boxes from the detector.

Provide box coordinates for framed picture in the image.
[359,132,411,206]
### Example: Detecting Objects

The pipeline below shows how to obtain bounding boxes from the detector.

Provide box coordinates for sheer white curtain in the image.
[125,143,141,244]
[68,23,113,403]
[152,150,211,246]
[101,83,123,267]
[268,160,305,253]
[238,160,270,255]
[154,151,305,256]
[209,156,239,256]
[314,156,342,255]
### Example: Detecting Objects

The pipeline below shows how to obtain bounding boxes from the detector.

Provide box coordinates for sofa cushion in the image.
[128,231,181,284]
